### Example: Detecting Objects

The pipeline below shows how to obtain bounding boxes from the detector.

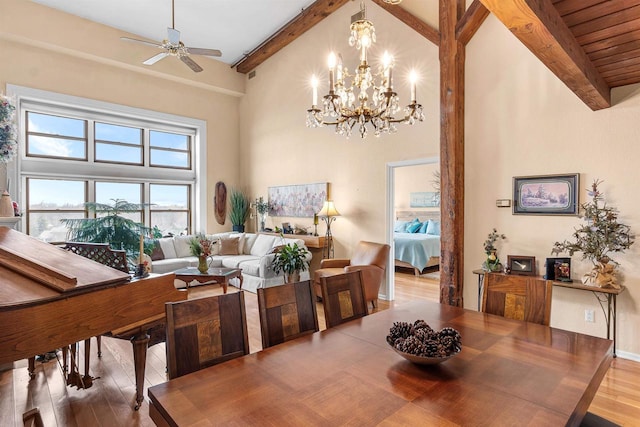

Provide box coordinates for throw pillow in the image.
[157,237,177,259]
[419,220,430,234]
[426,220,441,235]
[406,221,422,233]
[150,240,165,261]
[394,220,409,232]
[220,236,240,255]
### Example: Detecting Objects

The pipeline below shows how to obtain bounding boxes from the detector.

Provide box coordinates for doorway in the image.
[384,157,440,301]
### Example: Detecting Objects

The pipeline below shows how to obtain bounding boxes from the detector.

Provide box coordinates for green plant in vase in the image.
[189,233,216,273]
[482,228,506,272]
[552,179,634,289]
[255,196,271,232]
[228,188,250,232]
[272,239,310,283]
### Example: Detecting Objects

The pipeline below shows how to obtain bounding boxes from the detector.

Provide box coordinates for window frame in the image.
[7,84,208,239]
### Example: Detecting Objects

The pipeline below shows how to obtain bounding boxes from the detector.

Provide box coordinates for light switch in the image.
[496,199,511,207]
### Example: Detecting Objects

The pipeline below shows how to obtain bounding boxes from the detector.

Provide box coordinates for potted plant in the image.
[228,188,250,232]
[189,233,216,273]
[482,228,506,272]
[272,241,310,283]
[61,199,154,267]
[552,179,634,289]
[255,196,271,232]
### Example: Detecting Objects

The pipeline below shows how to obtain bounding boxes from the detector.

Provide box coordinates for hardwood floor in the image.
[1,272,638,426]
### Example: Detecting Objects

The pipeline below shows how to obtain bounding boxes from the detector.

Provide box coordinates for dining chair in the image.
[482,273,553,326]
[165,291,249,379]
[257,280,319,349]
[22,408,44,427]
[320,270,368,328]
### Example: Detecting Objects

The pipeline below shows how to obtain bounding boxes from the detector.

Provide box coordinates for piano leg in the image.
[82,338,93,388]
[96,335,102,357]
[28,356,35,378]
[131,332,150,410]
[62,346,68,376]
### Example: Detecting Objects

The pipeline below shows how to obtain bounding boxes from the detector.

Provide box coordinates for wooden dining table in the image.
[147,300,613,426]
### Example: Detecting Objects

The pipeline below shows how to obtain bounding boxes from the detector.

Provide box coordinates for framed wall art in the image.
[507,255,536,276]
[410,191,440,208]
[513,173,579,215]
[268,182,327,218]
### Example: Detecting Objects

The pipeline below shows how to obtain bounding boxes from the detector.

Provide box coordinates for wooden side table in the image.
[174,267,243,293]
[473,269,624,357]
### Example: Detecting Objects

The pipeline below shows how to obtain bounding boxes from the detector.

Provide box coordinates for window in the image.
[12,85,206,243]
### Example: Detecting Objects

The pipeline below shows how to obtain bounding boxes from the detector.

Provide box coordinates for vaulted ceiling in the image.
[237,0,640,111]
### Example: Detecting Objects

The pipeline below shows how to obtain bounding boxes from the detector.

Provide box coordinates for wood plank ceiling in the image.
[553,0,640,89]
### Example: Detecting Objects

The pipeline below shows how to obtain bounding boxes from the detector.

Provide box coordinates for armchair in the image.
[313,241,390,308]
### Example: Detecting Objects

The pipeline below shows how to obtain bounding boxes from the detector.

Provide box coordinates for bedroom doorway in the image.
[385,157,440,301]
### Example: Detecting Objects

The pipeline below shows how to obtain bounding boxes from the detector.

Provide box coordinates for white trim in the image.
[6,84,207,233]
[384,157,440,302]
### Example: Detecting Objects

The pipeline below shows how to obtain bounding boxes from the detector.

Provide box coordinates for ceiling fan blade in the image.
[167,27,181,45]
[120,36,162,48]
[186,47,222,57]
[143,52,169,65]
[180,55,203,73]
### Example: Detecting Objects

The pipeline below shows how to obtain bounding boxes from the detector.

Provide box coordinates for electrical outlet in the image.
[584,309,595,323]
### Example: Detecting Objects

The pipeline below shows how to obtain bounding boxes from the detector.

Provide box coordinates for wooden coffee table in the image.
[174,267,243,293]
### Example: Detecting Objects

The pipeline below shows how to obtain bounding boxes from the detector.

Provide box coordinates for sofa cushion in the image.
[174,235,194,258]
[157,237,177,259]
[221,255,257,269]
[242,233,258,254]
[150,241,165,261]
[151,257,192,274]
[250,234,278,256]
[220,236,240,255]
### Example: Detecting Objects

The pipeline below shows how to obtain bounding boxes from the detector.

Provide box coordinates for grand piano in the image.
[0,226,185,409]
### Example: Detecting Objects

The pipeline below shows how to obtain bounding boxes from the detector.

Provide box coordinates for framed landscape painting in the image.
[268,182,327,217]
[513,173,579,215]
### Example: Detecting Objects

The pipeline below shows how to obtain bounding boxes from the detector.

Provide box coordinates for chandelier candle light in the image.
[306,2,424,139]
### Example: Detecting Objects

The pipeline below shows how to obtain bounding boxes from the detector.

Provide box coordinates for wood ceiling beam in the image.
[479,0,611,110]
[234,0,350,74]
[456,0,489,46]
[370,0,440,46]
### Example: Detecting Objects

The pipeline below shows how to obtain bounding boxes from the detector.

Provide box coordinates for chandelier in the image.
[306,2,424,139]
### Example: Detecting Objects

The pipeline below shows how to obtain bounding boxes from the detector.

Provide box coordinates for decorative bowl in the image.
[387,341,460,365]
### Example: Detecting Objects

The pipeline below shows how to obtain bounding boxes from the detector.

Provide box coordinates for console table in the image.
[472,269,624,357]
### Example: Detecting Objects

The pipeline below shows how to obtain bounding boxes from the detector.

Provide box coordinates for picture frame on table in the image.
[545,257,572,282]
[507,255,536,276]
[513,173,579,215]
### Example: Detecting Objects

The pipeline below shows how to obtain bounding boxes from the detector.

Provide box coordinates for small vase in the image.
[259,212,267,232]
[197,255,210,273]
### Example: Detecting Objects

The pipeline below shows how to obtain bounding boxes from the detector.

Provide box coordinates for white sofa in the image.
[150,232,312,293]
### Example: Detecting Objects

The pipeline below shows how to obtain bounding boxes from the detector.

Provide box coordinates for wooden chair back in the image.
[165,291,249,379]
[482,273,552,326]
[320,270,368,328]
[257,280,319,349]
[23,408,44,427]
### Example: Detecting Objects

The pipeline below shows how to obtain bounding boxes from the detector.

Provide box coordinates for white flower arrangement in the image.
[0,95,18,163]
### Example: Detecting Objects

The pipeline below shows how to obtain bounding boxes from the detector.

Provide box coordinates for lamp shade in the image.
[317,200,340,218]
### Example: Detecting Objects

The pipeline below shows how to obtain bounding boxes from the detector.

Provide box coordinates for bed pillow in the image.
[394,220,409,232]
[426,220,441,235]
[418,221,430,234]
[406,221,422,233]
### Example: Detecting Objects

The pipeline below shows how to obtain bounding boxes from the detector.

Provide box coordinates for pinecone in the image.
[387,321,413,343]
[396,336,427,355]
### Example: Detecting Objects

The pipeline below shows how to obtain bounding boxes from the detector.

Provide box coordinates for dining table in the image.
[147,299,613,426]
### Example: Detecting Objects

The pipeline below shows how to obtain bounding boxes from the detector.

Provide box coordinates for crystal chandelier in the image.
[306,2,424,139]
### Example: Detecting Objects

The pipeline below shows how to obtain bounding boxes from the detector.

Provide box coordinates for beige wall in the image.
[4,0,639,357]
[466,15,640,356]
[239,1,440,257]
[394,163,439,211]
[0,0,244,233]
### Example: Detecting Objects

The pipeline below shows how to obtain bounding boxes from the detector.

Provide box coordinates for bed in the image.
[394,210,440,275]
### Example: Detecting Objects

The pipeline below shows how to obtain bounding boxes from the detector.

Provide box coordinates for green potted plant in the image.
[482,228,506,272]
[228,188,250,232]
[272,241,310,283]
[189,233,216,273]
[61,199,154,267]
[552,179,634,289]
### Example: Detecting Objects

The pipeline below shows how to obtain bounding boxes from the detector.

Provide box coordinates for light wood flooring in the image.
[1,272,639,426]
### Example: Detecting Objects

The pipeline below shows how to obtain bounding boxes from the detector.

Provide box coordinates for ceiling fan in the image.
[120,0,221,73]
